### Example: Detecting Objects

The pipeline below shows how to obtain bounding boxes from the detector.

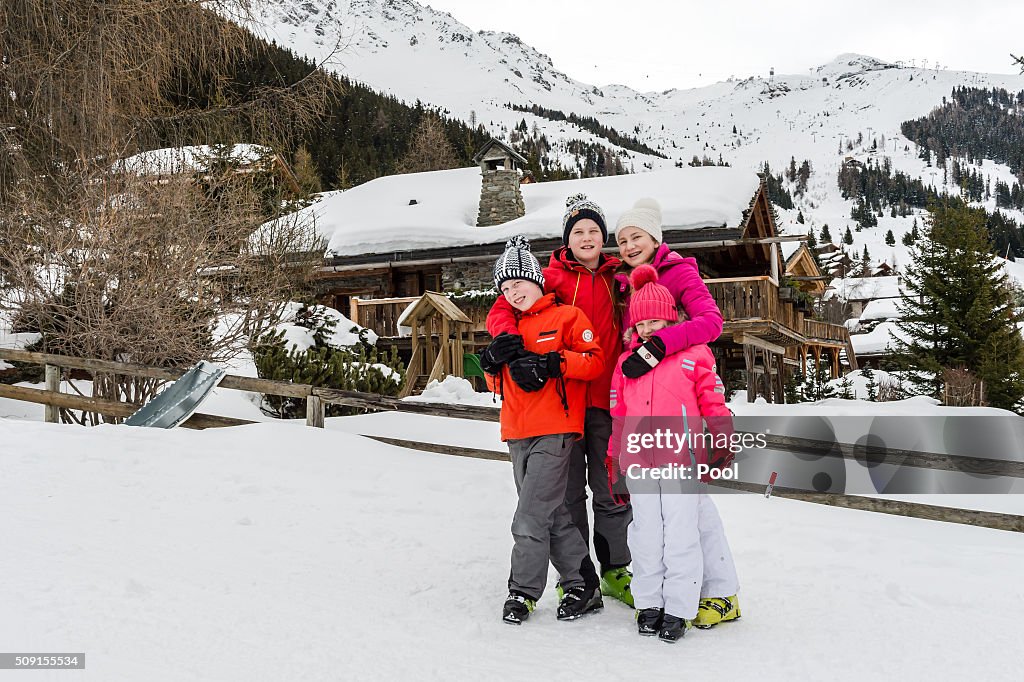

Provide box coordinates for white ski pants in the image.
[625,475,739,619]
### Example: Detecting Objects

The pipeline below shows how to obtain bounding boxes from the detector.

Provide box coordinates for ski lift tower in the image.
[769,66,775,82]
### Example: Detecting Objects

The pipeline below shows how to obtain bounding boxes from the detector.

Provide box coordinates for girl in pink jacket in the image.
[606,264,741,643]
[613,197,725,379]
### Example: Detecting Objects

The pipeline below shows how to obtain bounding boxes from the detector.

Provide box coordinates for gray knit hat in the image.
[562,192,607,245]
[493,235,545,290]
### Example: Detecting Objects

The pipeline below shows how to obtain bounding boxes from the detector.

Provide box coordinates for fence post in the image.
[306,394,324,428]
[44,364,60,423]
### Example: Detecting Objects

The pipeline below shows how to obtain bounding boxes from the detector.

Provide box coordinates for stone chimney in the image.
[473,139,527,227]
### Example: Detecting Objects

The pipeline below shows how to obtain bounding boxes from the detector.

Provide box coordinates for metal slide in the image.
[124,361,227,429]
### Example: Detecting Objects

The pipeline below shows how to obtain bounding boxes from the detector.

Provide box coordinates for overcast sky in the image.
[422,0,1024,91]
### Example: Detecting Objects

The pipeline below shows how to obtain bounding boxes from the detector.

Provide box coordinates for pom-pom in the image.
[630,263,660,290]
[565,192,587,208]
[505,234,531,251]
[632,197,662,221]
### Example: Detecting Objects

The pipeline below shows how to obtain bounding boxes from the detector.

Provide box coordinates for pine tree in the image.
[820,224,833,243]
[843,226,854,245]
[398,113,461,173]
[292,146,322,196]
[861,366,878,401]
[885,229,895,246]
[860,245,871,275]
[797,210,805,224]
[894,203,1024,410]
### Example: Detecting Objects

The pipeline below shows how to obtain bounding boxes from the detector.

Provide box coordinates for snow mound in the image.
[404,375,498,406]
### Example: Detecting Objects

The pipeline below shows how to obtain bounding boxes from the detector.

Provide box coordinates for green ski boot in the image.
[600,567,634,608]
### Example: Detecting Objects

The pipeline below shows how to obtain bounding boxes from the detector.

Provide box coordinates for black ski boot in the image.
[658,614,690,643]
[502,592,536,625]
[556,586,603,621]
[637,607,664,636]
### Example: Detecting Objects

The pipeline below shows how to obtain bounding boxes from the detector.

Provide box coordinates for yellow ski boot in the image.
[694,595,741,629]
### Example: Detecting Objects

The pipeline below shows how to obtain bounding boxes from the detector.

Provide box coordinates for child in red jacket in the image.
[481,236,606,625]
[485,194,634,607]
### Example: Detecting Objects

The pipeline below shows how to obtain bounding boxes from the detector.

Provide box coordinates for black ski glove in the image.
[621,336,666,378]
[508,352,562,392]
[480,332,525,374]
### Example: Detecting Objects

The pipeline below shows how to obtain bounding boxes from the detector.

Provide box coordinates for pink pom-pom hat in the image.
[628,264,678,328]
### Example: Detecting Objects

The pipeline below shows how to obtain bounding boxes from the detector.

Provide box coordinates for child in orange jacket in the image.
[481,236,606,625]
[486,194,633,607]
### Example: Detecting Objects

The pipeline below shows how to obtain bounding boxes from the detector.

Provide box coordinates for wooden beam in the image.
[734,332,786,356]
[744,344,756,402]
[44,364,60,423]
[313,388,500,421]
[0,383,251,428]
[0,348,311,398]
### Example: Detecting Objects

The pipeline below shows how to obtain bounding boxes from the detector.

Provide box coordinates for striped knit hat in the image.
[627,264,677,328]
[493,235,545,290]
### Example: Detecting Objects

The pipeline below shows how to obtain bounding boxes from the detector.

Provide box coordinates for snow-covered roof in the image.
[288,166,761,257]
[859,298,902,321]
[824,275,903,301]
[781,240,803,261]
[850,320,909,355]
[113,144,272,176]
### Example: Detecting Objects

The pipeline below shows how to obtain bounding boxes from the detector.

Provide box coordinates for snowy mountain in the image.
[251,1,1024,273]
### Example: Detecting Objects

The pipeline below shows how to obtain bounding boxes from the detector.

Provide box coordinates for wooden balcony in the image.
[707,276,853,353]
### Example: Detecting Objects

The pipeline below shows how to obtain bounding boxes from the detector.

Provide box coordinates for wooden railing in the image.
[0,348,496,429]
[350,296,491,338]
[707,276,779,322]
[0,346,1016,531]
[707,276,853,350]
[804,318,850,344]
[349,296,418,338]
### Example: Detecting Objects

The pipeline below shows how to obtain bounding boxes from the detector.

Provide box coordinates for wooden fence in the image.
[0,348,1020,532]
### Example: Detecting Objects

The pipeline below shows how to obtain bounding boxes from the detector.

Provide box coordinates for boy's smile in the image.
[501,278,544,311]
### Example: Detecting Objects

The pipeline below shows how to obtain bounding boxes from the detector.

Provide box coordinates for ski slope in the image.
[2,416,1022,681]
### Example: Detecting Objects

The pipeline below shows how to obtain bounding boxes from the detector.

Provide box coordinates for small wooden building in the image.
[399,291,473,397]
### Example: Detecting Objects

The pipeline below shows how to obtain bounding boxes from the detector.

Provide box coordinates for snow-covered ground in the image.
[2,415,1023,681]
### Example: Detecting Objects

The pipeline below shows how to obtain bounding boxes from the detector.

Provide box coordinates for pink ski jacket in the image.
[614,244,724,354]
[607,337,733,478]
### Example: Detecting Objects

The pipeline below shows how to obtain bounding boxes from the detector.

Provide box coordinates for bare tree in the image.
[398,114,460,173]
[0,1,337,420]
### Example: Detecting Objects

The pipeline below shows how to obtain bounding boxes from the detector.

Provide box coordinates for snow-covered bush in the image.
[251,303,404,418]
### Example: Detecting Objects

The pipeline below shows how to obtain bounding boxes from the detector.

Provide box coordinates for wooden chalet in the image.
[305,163,856,402]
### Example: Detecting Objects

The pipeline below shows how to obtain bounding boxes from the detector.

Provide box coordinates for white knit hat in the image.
[493,235,545,290]
[615,197,663,243]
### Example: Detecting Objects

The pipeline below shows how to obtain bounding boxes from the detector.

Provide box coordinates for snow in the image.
[112,144,271,176]
[271,302,378,351]
[859,297,902,321]
[284,166,760,257]
[404,375,498,406]
[850,320,909,355]
[825,275,903,301]
[2,414,1023,680]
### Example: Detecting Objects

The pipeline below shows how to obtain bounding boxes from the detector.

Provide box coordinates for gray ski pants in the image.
[507,433,588,600]
[566,407,633,574]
